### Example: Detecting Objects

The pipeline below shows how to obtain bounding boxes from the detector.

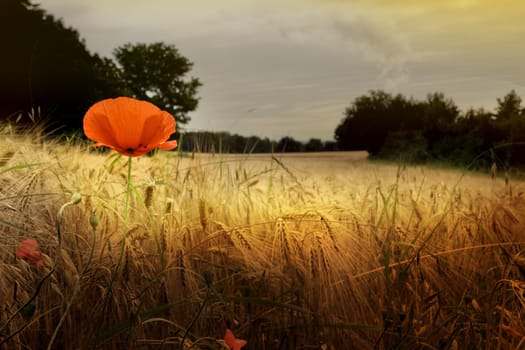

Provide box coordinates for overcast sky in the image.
[36,0,525,141]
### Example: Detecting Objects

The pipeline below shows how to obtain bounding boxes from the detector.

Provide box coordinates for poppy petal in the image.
[224,329,235,346]
[135,112,176,153]
[234,339,247,349]
[85,97,149,151]
[83,110,121,151]
[17,239,44,266]
[224,329,246,350]
[108,97,157,150]
[83,97,177,157]
[157,140,178,151]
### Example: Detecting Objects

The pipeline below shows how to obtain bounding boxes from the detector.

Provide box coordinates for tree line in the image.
[179,132,338,154]
[335,90,525,168]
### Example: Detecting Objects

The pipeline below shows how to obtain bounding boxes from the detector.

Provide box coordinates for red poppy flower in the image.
[17,239,44,266]
[224,329,247,350]
[83,97,178,157]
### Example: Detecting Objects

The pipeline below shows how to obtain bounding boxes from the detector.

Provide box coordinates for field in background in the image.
[1,127,525,349]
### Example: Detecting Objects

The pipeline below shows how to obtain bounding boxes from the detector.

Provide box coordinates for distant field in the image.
[1,130,525,349]
[214,150,370,160]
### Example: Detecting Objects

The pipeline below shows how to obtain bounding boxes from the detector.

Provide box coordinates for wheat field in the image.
[1,124,525,349]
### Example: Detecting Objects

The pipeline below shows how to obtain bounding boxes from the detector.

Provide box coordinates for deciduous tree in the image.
[113,42,202,125]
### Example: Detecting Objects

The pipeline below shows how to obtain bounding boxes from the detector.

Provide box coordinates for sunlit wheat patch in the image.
[1,124,525,349]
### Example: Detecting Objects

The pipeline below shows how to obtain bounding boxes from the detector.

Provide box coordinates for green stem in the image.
[124,153,132,223]
[92,154,133,349]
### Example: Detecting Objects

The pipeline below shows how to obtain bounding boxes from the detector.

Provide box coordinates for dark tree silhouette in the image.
[422,92,460,157]
[113,42,202,125]
[494,90,525,164]
[0,0,113,130]
[0,1,202,132]
[333,90,525,167]
[276,136,303,152]
[305,138,324,152]
[495,90,522,121]
[335,90,423,155]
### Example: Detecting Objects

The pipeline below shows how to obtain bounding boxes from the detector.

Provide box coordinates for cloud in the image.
[329,15,411,89]
[271,9,413,90]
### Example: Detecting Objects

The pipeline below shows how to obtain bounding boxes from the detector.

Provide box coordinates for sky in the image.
[36,0,525,141]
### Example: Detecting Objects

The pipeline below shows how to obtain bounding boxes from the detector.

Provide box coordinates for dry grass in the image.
[1,124,525,349]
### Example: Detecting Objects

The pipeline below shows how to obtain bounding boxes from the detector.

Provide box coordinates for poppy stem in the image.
[125,153,132,223]
[93,154,133,348]
[179,280,210,350]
